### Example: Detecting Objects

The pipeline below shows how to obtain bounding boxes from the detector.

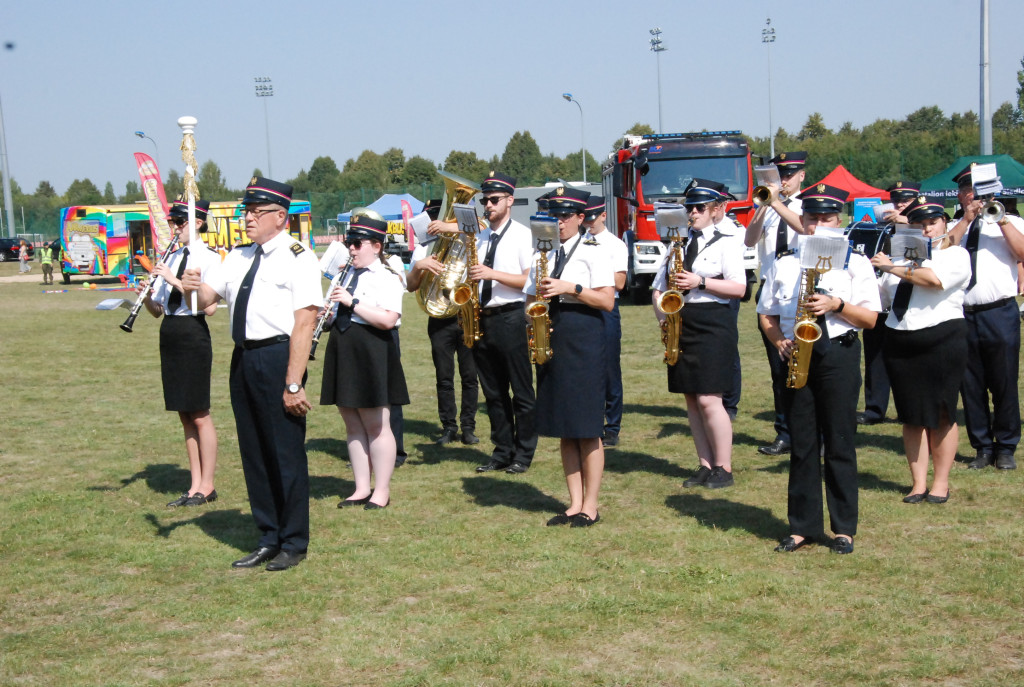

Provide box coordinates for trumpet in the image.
[753,185,778,207]
[120,236,181,332]
[982,199,1005,223]
[309,256,354,361]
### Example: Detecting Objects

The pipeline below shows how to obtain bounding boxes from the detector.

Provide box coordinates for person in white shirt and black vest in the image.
[182,177,322,571]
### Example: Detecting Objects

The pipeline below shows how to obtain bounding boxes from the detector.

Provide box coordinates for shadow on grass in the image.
[306,437,348,461]
[624,403,687,419]
[415,443,488,465]
[143,509,253,551]
[461,476,564,513]
[89,463,190,496]
[310,474,353,501]
[756,458,906,494]
[667,492,786,541]
[604,450,689,480]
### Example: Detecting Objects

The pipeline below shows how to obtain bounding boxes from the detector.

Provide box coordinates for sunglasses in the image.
[167,217,186,226]
[687,204,709,213]
[551,211,578,220]
[481,195,507,206]
[344,238,365,248]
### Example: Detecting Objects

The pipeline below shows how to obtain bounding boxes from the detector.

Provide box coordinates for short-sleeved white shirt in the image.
[955,214,1024,306]
[524,233,615,304]
[652,224,746,305]
[153,243,221,316]
[878,246,970,331]
[477,218,534,307]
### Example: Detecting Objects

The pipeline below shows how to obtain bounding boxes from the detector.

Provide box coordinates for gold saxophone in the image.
[526,239,553,364]
[786,268,823,389]
[451,223,481,348]
[415,172,480,318]
[656,224,686,366]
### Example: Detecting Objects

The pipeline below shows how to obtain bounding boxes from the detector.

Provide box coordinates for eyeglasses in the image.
[551,212,578,220]
[344,238,365,248]
[481,195,507,206]
[244,206,278,219]
[687,204,709,213]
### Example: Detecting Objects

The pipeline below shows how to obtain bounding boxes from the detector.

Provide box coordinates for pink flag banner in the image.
[401,199,415,251]
[134,153,172,254]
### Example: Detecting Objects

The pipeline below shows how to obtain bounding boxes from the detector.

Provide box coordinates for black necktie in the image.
[553,246,567,275]
[167,247,189,314]
[231,245,263,345]
[479,223,508,308]
[892,278,914,322]
[775,215,789,258]
[683,231,700,272]
[965,218,981,290]
[333,267,368,332]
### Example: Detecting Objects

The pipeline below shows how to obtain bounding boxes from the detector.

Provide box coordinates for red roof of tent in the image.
[802,165,889,201]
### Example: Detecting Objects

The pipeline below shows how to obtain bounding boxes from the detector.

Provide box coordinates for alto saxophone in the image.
[526,239,553,364]
[786,268,823,389]
[451,223,481,348]
[656,224,686,366]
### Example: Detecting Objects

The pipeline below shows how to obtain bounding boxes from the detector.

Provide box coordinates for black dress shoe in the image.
[682,465,712,488]
[758,439,791,456]
[394,452,407,468]
[968,450,994,469]
[995,451,1017,470]
[184,490,217,506]
[856,412,883,426]
[705,466,734,489]
[902,492,927,504]
[774,536,812,553]
[475,459,511,473]
[338,495,371,508]
[232,547,280,568]
[435,429,458,446]
[546,513,574,526]
[830,536,854,554]
[570,512,600,528]
[926,491,949,504]
[602,433,619,448]
[166,493,190,508]
[265,550,306,571]
[461,430,480,445]
[504,462,529,474]
[364,499,390,510]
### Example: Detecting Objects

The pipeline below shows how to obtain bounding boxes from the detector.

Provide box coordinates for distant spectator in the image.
[18,240,30,273]
[39,242,55,285]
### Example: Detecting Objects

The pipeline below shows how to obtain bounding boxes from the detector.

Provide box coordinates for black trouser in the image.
[473,303,537,466]
[230,342,309,554]
[756,281,789,443]
[428,315,478,434]
[784,336,861,539]
[961,299,1021,453]
[861,313,891,421]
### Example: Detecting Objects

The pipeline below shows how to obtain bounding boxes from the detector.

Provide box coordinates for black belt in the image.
[830,331,859,345]
[480,302,523,316]
[240,334,290,350]
[963,296,1014,314]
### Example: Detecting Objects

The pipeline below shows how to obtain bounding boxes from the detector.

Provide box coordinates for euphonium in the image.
[451,223,482,348]
[656,227,686,366]
[416,171,480,318]
[786,268,823,389]
[526,240,553,364]
[753,185,778,207]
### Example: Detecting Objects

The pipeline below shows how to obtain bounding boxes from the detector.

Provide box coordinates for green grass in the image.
[1,260,1023,686]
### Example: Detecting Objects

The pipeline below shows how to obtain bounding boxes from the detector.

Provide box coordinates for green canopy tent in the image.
[919,154,1024,201]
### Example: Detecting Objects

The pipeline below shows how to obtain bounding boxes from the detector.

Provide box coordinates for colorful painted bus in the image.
[56,200,313,284]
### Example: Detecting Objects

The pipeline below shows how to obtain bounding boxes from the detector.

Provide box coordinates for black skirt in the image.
[320,322,409,408]
[667,301,737,394]
[535,303,606,438]
[159,315,212,412]
[883,318,967,428]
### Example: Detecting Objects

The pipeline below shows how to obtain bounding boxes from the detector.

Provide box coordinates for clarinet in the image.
[120,236,181,333]
[309,256,354,360]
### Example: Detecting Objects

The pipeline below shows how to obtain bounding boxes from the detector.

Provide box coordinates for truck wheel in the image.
[62,271,71,285]
[630,282,650,306]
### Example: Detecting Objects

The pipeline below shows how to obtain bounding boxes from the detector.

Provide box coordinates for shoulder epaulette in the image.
[583,237,599,246]
[290,243,305,256]
[777,249,796,258]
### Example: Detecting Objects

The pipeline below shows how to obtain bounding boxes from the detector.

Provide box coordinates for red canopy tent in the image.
[802,165,888,201]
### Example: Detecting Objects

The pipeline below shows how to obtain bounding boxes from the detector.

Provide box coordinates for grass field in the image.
[1,259,1023,686]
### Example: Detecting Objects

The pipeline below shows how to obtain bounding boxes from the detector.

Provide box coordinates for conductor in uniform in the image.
[182,177,323,571]
[470,172,538,474]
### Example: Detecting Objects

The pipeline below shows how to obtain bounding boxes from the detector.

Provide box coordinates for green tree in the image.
[340,150,389,191]
[64,178,103,206]
[610,122,655,151]
[993,102,1017,131]
[798,112,830,140]
[499,131,543,186]
[164,170,184,201]
[1016,56,1024,123]
[904,106,946,133]
[102,182,116,204]
[382,148,406,184]
[197,160,229,200]
[442,150,490,182]
[35,181,57,198]
[306,156,342,192]
[121,181,144,204]
[399,156,439,186]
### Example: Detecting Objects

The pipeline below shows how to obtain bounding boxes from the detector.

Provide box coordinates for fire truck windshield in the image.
[641,156,750,202]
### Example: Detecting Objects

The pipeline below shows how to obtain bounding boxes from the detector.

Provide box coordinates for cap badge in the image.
[250,176,258,185]
[918,195,926,203]
[780,153,787,160]
[817,184,825,193]
[689,180,698,189]
[489,170,495,176]
[896,181,903,188]
[555,187,565,196]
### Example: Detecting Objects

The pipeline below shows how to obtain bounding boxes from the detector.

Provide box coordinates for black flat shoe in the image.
[570,512,600,528]
[232,546,280,568]
[265,550,306,571]
[461,430,480,445]
[546,513,575,526]
[166,493,190,508]
[184,490,217,506]
[926,492,949,504]
[338,495,371,508]
[683,466,712,488]
[830,536,854,554]
[364,499,390,510]
[902,492,927,504]
[774,536,812,553]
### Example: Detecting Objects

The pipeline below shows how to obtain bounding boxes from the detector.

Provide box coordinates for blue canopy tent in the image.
[337,194,424,222]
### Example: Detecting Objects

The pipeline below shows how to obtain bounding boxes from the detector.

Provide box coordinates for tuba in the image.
[526,238,554,365]
[415,171,481,318]
[786,268,823,389]
[656,220,687,366]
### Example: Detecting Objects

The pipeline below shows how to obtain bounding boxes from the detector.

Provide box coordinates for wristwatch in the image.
[698,276,706,290]
[286,382,302,394]
[351,298,360,307]
[574,284,583,295]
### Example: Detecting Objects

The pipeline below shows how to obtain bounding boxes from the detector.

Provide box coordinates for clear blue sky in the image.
[2,0,1022,195]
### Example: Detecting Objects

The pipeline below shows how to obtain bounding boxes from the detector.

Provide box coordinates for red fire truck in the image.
[601,131,757,302]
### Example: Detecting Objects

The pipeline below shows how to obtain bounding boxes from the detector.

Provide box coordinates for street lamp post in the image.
[134,130,160,169]
[649,28,666,134]
[562,93,586,183]
[1,41,15,238]
[762,18,776,159]
[254,77,273,177]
